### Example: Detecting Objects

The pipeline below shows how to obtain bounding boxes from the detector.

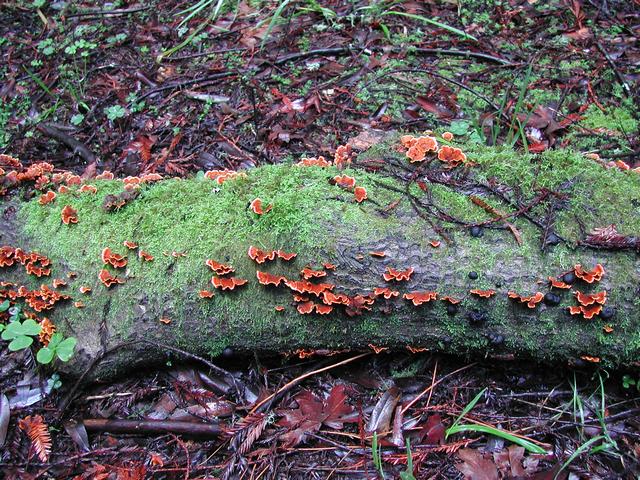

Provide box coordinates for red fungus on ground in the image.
[548,277,572,289]
[247,246,277,264]
[354,186,367,203]
[249,198,272,215]
[198,290,215,298]
[206,259,235,275]
[276,250,297,261]
[123,241,139,249]
[508,291,544,308]
[301,267,327,280]
[369,251,386,258]
[211,276,248,291]
[256,271,286,287]
[61,205,78,225]
[470,289,496,298]
[403,291,438,306]
[204,169,247,184]
[574,264,605,283]
[0,246,16,267]
[437,146,467,166]
[334,145,352,168]
[38,191,56,205]
[79,286,92,294]
[141,173,163,182]
[98,269,124,288]
[74,301,85,308]
[65,175,82,186]
[333,175,356,189]
[373,287,399,299]
[123,176,141,185]
[603,324,614,334]
[575,290,607,306]
[441,296,461,305]
[430,240,441,248]
[79,184,97,194]
[323,262,336,270]
[139,250,154,262]
[101,247,128,269]
[383,267,414,282]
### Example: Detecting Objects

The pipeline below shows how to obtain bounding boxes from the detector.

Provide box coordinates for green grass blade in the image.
[446,424,547,454]
[382,11,477,41]
[446,387,486,435]
[260,0,291,49]
[554,435,605,480]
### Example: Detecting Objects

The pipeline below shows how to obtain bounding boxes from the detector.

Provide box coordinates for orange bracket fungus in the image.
[373,287,400,300]
[38,191,56,205]
[61,205,78,225]
[285,280,334,297]
[296,301,315,314]
[95,170,115,180]
[548,277,572,289]
[211,276,248,291]
[123,241,139,249]
[52,279,67,289]
[470,289,496,298]
[79,286,92,294]
[79,184,97,194]
[507,291,544,308]
[295,156,331,167]
[574,264,605,283]
[274,305,285,312]
[354,186,367,203]
[333,144,352,168]
[321,291,350,305]
[249,198,272,215]
[247,245,277,264]
[575,290,607,306]
[323,262,336,270]
[204,169,247,184]
[98,269,124,288]
[101,247,128,269]
[568,305,603,320]
[437,146,467,167]
[383,267,414,282]
[198,290,215,299]
[403,291,438,306]
[206,259,235,275]
[369,251,386,258]
[333,175,357,189]
[430,240,441,248]
[276,250,297,261]
[74,301,85,308]
[300,267,327,280]
[442,132,454,141]
[369,344,389,354]
[256,271,286,287]
[138,250,154,262]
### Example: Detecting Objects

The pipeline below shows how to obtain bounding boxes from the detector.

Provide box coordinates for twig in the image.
[65,6,151,17]
[37,124,97,164]
[82,418,221,437]
[595,41,631,97]
[249,353,370,414]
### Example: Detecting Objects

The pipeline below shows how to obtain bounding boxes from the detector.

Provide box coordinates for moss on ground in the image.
[15,140,640,372]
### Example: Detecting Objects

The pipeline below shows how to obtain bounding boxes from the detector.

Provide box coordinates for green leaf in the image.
[448,120,470,135]
[0,300,9,312]
[8,336,33,351]
[37,346,55,364]
[20,319,42,336]
[56,337,77,362]
[382,11,478,42]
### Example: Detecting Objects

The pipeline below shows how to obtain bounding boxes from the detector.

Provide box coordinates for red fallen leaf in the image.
[373,287,399,299]
[574,263,605,283]
[548,276,571,289]
[301,267,327,280]
[507,291,544,308]
[61,205,78,225]
[276,250,297,261]
[206,259,235,275]
[297,300,315,314]
[430,240,441,248]
[248,245,277,264]
[354,186,367,203]
[249,197,272,215]
[256,270,286,287]
[417,181,428,192]
[369,251,386,258]
[383,267,414,282]
[98,269,124,288]
[323,262,336,270]
[369,344,389,354]
[101,247,127,269]
[277,384,356,446]
[470,289,496,298]
[198,290,215,298]
[575,290,607,306]
[123,241,139,249]
[211,276,248,291]
[333,175,356,189]
[79,184,97,194]
[38,191,56,205]
[139,250,154,262]
[441,296,461,305]
[417,414,445,445]
[456,448,498,480]
[403,291,438,306]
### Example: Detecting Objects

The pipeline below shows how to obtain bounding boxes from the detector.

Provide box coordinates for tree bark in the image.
[2,147,639,378]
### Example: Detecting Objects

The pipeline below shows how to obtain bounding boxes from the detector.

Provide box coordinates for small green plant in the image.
[372,431,385,479]
[70,113,84,126]
[37,38,56,56]
[104,105,127,121]
[399,438,416,480]
[36,333,77,364]
[622,374,640,392]
[1,318,42,351]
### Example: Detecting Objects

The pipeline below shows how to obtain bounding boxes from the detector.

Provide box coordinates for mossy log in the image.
[2,140,640,378]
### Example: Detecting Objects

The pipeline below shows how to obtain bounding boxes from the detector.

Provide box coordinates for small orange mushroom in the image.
[38,191,56,205]
[61,205,78,225]
[575,290,607,306]
[400,135,417,148]
[354,186,367,203]
[98,269,124,288]
[139,250,154,262]
[323,262,336,270]
[407,345,429,353]
[159,317,172,324]
[369,251,386,258]
[430,240,441,248]
[249,198,272,215]
[321,291,350,305]
[580,355,600,363]
[403,291,438,306]
[295,156,331,167]
[315,304,333,315]
[52,279,67,289]
[297,301,315,314]
[247,246,277,264]
[274,305,285,312]
[276,250,297,261]
[95,170,115,180]
[333,175,356,189]
[406,145,426,163]
[123,241,139,249]
[568,304,603,319]
[470,289,496,298]
[74,301,85,308]
[256,270,286,287]
[58,185,70,194]
[206,259,235,275]
[574,264,605,283]
[507,291,544,308]
[198,290,215,298]
[369,344,389,354]
[603,324,613,334]
[373,287,399,299]
[79,184,97,194]
[383,267,414,282]
[101,247,128,269]
[441,295,461,304]
[301,267,327,280]
[211,276,248,291]
[548,277,571,289]
[437,146,467,165]
[79,286,92,294]
[442,132,454,141]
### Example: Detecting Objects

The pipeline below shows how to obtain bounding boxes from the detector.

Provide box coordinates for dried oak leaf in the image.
[456,448,498,480]
[277,384,356,447]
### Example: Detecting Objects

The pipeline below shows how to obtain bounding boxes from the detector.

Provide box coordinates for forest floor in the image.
[1,0,639,478]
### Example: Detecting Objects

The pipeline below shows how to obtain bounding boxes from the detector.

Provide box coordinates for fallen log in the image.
[1,138,639,378]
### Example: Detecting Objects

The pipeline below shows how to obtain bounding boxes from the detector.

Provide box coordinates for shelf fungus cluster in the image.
[399,134,468,168]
